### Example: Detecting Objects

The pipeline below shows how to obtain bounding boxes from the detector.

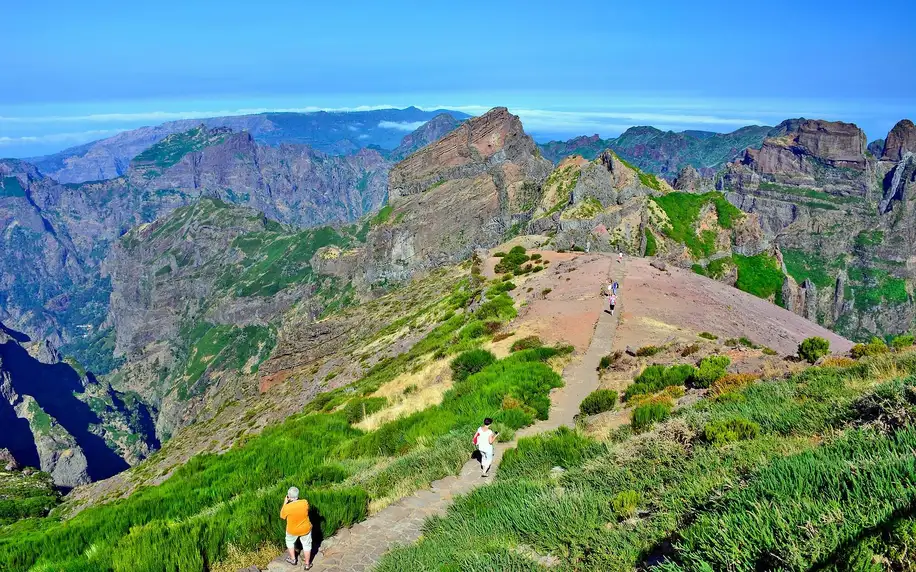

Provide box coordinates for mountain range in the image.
[28,107,470,184]
[2,106,915,488]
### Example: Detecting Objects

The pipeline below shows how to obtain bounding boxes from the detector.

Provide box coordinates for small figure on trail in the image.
[473,418,498,477]
[618,251,624,263]
[609,293,618,315]
[612,280,619,295]
[280,486,313,569]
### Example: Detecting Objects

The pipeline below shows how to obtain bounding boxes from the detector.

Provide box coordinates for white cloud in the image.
[377,120,426,131]
[0,129,123,146]
[0,105,402,125]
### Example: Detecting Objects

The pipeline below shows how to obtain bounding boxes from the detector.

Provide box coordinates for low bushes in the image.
[610,490,641,519]
[598,351,622,370]
[493,246,529,274]
[891,333,915,351]
[699,332,718,340]
[709,373,759,397]
[632,398,673,432]
[451,349,497,382]
[636,345,663,357]
[852,337,890,358]
[681,343,700,357]
[798,336,830,363]
[510,336,542,352]
[579,389,618,416]
[626,364,696,401]
[475,293,517,321]
[703,417,761,445]
[689,355,730,388]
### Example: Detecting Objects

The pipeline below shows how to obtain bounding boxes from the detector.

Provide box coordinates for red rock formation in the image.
[882,119,916,162]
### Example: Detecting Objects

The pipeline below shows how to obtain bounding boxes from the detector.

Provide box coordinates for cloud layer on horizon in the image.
[0,98,909,158]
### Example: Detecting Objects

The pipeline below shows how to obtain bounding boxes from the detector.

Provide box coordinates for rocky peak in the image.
[673,165,704,191]
[794,119,866,163]
[388,107,544,201]
[882,119,916,162]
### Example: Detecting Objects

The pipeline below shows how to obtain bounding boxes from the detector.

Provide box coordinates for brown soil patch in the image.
[617,258,853,356]
[485,252,613,354]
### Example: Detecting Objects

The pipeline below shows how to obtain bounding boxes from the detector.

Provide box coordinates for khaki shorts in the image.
[285,531,312,551]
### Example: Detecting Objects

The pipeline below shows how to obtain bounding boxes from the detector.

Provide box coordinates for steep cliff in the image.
[0,323,157,487]
[718,118,916,339]
[363,107,552,280]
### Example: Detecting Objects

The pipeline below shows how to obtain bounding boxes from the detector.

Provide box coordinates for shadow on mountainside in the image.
[0,340,130,481]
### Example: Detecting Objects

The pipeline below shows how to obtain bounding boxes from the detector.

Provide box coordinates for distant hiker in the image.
[473,418,498,477]
[612,280,619,295]
[609,293,618,315]
[618,252,624,263]
[280,487,313,570]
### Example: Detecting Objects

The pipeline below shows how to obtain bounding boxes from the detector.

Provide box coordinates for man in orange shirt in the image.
[280,487,313,569]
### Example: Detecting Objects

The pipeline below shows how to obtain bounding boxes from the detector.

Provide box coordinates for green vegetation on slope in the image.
[782,247,844,289]
[0,470,59,526]
[174,323,276,400]
[0,176,26,198]
[0,269,568,572]
[132,127,230,171]
[733,253,786,306]
[650,192,742,259]
[848,265,910,308]
[376,351,916,571]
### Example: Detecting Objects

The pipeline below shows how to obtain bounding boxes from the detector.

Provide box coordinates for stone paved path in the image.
[263,257,624,572]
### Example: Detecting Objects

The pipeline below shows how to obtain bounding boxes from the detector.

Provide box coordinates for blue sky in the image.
[2,0,914,157]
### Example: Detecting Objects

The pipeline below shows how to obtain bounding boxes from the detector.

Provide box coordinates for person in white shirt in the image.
[473,418,498,477]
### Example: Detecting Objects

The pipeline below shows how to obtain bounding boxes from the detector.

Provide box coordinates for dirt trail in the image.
[260,255,624,572]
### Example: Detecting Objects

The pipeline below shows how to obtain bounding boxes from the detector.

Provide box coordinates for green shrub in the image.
[598,352,621,370]
[510,336,543,352]
[494,246,530,274]
[343,397,387,424]
[852,337,890,359]
[704,417,761,445]
[636,345,662,357]
[530,253,542,261]
[475,294,516,321]
[891,334,915,351]
[738,337,759,349]
[450,349,497,382]
[626,364,697,401]
[681,343,700,357]
[798,336,831,363]
[624,382,650,401]
[493,251,506,257]
[634,365,666,387]
[699,332,718,340]
[610,490,641,519]
[632,401,672,431]
[689,355,730,388]
[458,320,486,341]
[762,347,778,356]
[579,389,618,415]
[541,288,552,296]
